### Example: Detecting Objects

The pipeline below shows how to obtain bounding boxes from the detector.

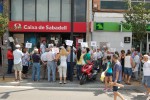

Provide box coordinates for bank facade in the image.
[8,0,87,49]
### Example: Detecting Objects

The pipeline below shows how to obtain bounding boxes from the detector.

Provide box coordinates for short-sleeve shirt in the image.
[113,60,122,82]
[13,49,24,64]
[84,53,91,64]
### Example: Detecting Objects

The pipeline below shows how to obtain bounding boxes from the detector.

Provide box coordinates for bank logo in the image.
[95,23,103,30]
[14,23,22,30]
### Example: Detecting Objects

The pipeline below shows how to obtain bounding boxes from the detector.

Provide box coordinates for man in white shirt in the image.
[142,55,150,96]
[40,40,46,54]
[133,51,140,81]
[13,45,24,81]
[41,48,49,79]
[46,47,56,82]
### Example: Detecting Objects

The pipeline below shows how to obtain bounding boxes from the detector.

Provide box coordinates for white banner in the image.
[81,42,88,47]
[91,41,97,47]
[26,43,32,48]
[65,40,73,46]
[52,48,59,54]
[8,37,14,42]
[78,39,83,43]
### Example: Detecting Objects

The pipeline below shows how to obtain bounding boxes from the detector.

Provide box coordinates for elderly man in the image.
[46,47,56,82]
[41,48,49,79]
[142,55,150,96]
[13,45,24,81]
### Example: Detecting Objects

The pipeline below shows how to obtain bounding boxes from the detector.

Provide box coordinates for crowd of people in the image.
[6,40,150,99]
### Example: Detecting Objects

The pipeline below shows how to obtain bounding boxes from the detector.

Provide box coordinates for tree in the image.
[122,0,150,52]
[0,14,8,37]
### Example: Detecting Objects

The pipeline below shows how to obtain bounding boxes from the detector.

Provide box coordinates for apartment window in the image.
[37,0,48,21]
[49,0,61,21]
[11,0,23,21]
[74,0,86,22]
[62,0,71,22]
[100,0,127,10]
[24,0,35,21]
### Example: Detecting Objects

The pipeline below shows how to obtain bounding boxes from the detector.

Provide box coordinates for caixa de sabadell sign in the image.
[9,21,70,32]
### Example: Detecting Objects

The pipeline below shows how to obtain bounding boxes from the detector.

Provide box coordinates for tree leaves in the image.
[122,1,150,42]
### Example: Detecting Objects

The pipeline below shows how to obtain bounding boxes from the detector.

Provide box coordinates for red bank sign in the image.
[9,21,86,33]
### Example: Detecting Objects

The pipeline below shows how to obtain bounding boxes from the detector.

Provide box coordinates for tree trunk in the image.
[140,41,142,53]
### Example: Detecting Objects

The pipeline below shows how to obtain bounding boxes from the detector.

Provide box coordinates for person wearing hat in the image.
[7,47,14,74]
[13,44,24,81]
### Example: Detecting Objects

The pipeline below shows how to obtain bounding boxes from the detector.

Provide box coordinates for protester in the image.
[47,47,56,82]
[120,50,125,80]
[133,51,140,81]
[102,47,109,71]
[76,48,83,80]
[13,45,24,81]
[40,40,46,54]
[41,48,49,79]
[97,48,103,72]
[7,47,14,74]
[112,54,126,100]
[103,56,112,92]
[22,48,30,78]
[32,49,41,81]
[124,50,134,85]
[84,48,91,64]
[131,48,135,58]
[92,48,98,68]
[142,55,150,96]
[58,47,68,84]
[67,47,76,81]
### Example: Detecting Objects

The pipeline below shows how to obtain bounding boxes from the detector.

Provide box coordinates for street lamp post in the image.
[70,0,74,81]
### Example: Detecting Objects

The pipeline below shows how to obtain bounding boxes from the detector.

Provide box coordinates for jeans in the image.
[76,64,82,80]
[47,61,56,82]
[7,59,13,74]
[134,71,138,80]
[67,62,73,81]
[32,63,41,81]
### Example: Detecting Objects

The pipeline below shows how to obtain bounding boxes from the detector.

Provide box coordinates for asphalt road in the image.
[0,86,149,100]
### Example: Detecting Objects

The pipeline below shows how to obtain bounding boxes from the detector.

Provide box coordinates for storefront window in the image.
[24,0,35,21]
[37,0,48,21]
[62,0,71,22]
[74,0,86,22]
[11,0,22,21]
[49,0,60,21]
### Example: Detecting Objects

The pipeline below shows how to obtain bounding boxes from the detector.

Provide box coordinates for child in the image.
[103,56,113,92]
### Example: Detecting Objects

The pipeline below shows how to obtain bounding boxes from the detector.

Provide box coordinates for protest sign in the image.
[26,43,32,48]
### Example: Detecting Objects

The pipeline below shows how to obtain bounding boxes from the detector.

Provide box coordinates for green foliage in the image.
[0,14,8,37]
[122,1,150,41]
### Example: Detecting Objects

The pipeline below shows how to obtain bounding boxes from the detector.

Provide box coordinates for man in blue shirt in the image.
[112,54,126,100]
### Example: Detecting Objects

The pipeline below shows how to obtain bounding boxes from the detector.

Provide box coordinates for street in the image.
[0,79,149,100]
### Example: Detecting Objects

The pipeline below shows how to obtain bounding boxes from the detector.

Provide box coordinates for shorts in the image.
[14,62,23,71]
[113,81,120,92]
[124,67,132,76]
[142,76,150,88]
[106,73,112,76]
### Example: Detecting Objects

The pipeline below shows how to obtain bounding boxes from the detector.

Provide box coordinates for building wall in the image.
[93,12,132,52]
[93,31,132,52]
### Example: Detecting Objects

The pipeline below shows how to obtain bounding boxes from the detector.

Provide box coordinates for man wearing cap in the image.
[13,45,24,81]
[7,47,14,74]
